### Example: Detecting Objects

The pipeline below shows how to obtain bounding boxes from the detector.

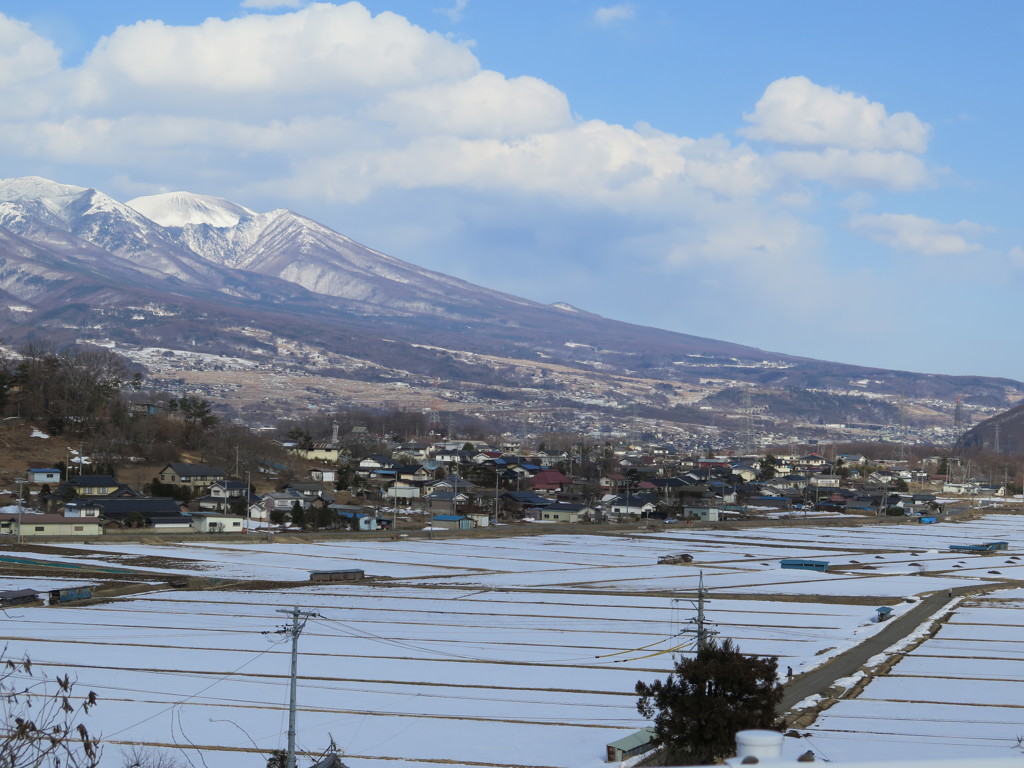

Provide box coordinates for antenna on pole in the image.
[276,606,317,768]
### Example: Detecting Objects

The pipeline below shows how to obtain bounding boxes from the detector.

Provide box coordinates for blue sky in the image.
[2,1,1023,380]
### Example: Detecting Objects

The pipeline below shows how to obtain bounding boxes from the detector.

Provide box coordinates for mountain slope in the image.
[0,176,1020,437]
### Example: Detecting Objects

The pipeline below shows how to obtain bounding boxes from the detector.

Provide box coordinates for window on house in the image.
[34,526,44,532]
[74,526,83,532]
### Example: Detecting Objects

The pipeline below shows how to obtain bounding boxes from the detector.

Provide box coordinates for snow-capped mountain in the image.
[0,175,1019,428]
[127,190,544,315]
[129,191,255,229]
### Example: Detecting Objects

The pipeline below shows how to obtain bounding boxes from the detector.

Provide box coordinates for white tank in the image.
[735,730,784,760]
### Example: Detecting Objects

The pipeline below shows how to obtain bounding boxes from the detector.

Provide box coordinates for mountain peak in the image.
[127,191,255,228]
[0,176,89,203]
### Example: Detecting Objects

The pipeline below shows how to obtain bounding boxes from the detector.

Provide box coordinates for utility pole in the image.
[493,469,499,528]
[694,572,710,653]
[277,607,317,768]
[674,572,716,657]
[15,477,25,545]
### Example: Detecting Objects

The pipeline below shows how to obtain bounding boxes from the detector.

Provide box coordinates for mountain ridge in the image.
[0,175,1019,444]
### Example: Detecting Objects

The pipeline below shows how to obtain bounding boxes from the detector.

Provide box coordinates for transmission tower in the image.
[742,389,755,456]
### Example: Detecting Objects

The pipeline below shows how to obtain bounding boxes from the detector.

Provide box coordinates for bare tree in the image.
[120,745,187,768]
[0,653,101,767]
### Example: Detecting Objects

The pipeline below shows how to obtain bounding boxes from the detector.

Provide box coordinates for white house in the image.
[28,468,62,484]
[189,511,244,533]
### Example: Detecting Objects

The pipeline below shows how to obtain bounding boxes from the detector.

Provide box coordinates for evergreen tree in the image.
[635,638,782,765]
[290,500,306,529]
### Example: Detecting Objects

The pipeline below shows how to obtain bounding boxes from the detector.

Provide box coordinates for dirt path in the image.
[778,581,1015,715]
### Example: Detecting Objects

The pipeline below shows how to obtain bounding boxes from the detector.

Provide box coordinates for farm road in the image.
[779,581,1014,714]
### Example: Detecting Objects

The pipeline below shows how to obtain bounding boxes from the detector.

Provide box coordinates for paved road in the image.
[779,583,1006,714]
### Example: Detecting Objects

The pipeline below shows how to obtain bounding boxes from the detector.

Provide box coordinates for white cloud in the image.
[770,148,929,191]
[0,3,952,298]
[594,5,636,26]
[436,0,470,23]
[742,76,930,153]
[0,14,62,88]
[240,0,306,8]
[849,213,984,256]
[77,3,479,107]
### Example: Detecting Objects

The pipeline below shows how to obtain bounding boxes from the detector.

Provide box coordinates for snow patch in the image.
[128,191,255,228]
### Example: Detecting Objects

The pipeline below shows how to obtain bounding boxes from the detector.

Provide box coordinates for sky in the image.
[1,1,1023,380]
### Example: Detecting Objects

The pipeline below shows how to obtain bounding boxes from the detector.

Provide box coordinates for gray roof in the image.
[163,463,226,477]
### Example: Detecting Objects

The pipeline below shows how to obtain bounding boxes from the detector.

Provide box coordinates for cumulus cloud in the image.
[0,14,62,87]
[77,3,479,108]
[0,2,947,295]
[742,76,930,153]
[595,5,636,25]
[849,213,984,256]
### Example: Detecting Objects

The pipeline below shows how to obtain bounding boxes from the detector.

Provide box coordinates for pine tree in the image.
[635,638,783,765]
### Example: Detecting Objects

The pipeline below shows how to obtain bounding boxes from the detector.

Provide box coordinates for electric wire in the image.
[103,635,289,738]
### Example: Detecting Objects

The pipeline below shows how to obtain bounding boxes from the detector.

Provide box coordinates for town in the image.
[3,419,1012,537]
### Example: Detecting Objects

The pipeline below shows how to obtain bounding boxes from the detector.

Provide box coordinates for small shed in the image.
[49,585,93,604]
[431,514,473,531]
[687,507,720,522]
[28,468,61,484]
[310,569,365,583]
[780,559,829,572]
[606,727,657,762]
[876,606,893,622]
[0,589,39,607]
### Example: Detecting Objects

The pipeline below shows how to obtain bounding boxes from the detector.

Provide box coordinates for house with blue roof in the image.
[28,468,62,484]
[431,514,473,531]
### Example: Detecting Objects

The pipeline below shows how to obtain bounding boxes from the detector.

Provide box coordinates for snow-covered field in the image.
[805,586,1024,762]
[5,516,1024,766]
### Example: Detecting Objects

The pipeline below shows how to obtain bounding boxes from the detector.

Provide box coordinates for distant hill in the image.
[1,176,1020,440]
[961,403,1024,455]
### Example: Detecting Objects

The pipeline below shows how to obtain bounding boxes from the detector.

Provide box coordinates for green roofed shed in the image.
[606,727,656,762]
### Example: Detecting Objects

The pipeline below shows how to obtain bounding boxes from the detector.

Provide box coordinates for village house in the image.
[194,480,255,512]
[537,502,596,523]
[158,463,227,494]
[187,510,245,533]
[309,468,338,484]
[330,504,379,530]
[608,493,658,518]
[28,468,62,484]
[72,498,191,530]
[528,468,571,494]
[423,491,469,514]
[59,474,134,498]
[262,490,311,512]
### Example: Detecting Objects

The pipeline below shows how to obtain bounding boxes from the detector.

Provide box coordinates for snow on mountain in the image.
[0,176,87,203]
[0,179,226,287]
[128,191,255,228]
